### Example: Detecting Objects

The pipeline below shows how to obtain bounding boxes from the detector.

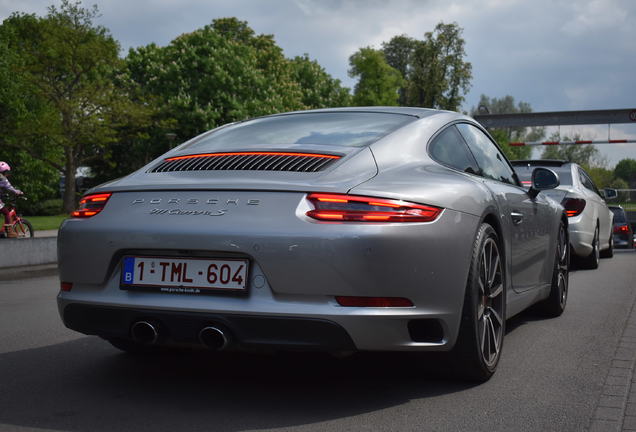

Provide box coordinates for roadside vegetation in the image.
[1,0,635,217]
[26,214,67,231]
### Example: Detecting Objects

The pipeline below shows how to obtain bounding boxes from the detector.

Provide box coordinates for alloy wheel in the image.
[477,237,504,367]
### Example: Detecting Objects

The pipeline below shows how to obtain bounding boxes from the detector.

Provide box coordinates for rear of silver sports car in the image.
[57,111,480,354]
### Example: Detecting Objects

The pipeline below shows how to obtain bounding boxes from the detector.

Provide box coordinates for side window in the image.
[578,168,601,196]
[428,125,479,174]
[456,123,517,185]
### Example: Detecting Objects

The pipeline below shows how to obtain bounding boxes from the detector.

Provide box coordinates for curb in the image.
[588,293,636,431]
[0,263,58,281]
[0,236,57,269]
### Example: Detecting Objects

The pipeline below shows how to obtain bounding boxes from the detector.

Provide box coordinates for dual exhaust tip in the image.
[130,321,228,351]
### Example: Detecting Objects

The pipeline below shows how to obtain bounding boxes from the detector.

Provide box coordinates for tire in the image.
[13,219,34,238]
[600,233,614,258]
[536,220,569,317]
[451,223,505,382]
[580,225,600,269]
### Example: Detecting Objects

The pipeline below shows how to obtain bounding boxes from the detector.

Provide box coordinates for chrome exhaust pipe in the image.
[199,326,229,351]
[131,321,159,345]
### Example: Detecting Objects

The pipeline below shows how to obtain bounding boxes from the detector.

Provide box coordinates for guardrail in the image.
[0,237,57,269]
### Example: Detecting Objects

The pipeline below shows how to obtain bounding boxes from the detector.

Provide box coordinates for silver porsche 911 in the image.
[58,107,569,381]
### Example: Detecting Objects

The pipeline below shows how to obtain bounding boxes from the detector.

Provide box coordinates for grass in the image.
[23,214,68,231]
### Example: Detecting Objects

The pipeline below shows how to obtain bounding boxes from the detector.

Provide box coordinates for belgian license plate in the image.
[121,256,248,293]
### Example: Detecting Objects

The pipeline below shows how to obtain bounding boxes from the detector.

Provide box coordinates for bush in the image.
[23,198,63,216]
[37,199,64,216]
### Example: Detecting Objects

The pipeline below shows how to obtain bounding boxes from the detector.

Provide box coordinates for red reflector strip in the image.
[609,140,628,143]
[509,142,525,147]
[543,141,560,145]
[60,282,73,292]
[575,140,593,144]
[335,296,414,307]
[165,152,341,161]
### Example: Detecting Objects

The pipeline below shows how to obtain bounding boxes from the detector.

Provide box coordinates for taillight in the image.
[335,296,414,307]
[60,282,73,292]
[562,198,586,217]
[614,224,630,233]
[71,193,112,218]
[306,193,442,223]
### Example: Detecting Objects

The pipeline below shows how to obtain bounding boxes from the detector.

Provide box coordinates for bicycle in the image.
[0,194,34,239]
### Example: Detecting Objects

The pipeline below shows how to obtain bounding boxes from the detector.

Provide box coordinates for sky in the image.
[2,0,636,167]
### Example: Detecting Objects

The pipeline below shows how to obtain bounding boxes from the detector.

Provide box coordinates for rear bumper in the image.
[62,303,356,352]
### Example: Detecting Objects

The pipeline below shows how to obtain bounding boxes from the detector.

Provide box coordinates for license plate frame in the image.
[120,255,249,294]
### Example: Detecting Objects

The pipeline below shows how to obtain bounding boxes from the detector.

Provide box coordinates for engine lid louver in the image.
[149,152,342,173]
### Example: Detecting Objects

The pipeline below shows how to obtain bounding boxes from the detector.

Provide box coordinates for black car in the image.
[609,205,634,249]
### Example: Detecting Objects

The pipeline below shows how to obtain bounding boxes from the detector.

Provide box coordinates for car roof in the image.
[264,106,449,119]
[510,159,571,167]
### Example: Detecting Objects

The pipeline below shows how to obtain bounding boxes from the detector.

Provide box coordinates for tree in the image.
[406,22,472,110]
[126,18,305,141]
[289,54,351,108]
[541,135,602,167]
[0,1,146,212]
[472,95,544,160]
[348,47,403,106]
[381,35,417,105]
[614,158,636,187]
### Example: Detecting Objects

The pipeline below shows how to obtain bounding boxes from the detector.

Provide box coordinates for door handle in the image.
[511,212,524,225]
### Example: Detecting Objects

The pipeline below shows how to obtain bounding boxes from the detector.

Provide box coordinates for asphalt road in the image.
[1,250,635,432]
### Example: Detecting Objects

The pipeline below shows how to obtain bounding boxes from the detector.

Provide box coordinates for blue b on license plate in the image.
[121,256,248,292]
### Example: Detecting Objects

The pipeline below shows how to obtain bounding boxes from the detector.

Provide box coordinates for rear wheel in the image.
[580,225,600,269]
[600,232,614,258]
[452,223,505,382]
[13,219,34,238]
[536,220,569,317]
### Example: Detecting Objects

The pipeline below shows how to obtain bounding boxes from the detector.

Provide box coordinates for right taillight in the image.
[306,193,443,223]
[562,198,586,217]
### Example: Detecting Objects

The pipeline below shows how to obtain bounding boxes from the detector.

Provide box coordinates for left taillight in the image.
[71,193,112,218]
[306,193,443,223]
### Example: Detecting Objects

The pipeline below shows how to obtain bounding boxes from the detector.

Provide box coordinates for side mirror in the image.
[528,167,560,199]
[603,188,618,200]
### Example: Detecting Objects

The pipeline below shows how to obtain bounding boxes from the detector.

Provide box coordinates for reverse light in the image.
[562,198,586,217]
[71,193,112,218]
[306,193,442,223]
[336,296,414,307]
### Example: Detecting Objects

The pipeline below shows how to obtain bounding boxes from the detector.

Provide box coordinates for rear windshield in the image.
[182,112,417,151]
[610,207,627,223]
[513,164,572,187]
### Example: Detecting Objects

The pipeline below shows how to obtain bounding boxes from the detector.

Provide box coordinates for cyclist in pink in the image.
[0,162,24,226]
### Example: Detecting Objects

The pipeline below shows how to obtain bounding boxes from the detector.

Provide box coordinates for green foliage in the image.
[290,54,351,108]
[541,135,602,167]
[0,1,149,212]
[584,166,614,190]
[348,47,403,106]
[381,35,417,105]
[614,158,636,186]
[472,95,545,160]
[404,23,472,110]
[126,18,305,142]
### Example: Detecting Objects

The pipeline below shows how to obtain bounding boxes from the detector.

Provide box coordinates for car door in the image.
[456,123,554,292]
[578,167,612,246]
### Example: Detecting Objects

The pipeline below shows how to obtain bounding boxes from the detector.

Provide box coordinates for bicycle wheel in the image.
[13,219,34,238]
